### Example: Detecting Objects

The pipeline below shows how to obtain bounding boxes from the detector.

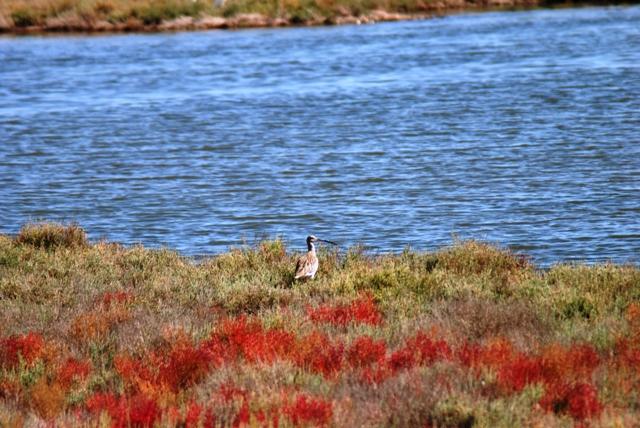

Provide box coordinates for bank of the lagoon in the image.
[0,0,636,33]
[1,222,639,425]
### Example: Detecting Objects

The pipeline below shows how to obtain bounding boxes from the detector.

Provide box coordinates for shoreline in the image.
[1,10,433,35]
[0,1,635,36]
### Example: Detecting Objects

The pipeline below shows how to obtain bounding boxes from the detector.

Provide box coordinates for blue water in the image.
[1,6,639,264]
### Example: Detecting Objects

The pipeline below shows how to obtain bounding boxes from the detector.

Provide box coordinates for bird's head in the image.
[306,235,337,246]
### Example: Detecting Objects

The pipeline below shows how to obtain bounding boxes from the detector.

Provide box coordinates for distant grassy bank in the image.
[1,222,639,426]
[0,0,636,33]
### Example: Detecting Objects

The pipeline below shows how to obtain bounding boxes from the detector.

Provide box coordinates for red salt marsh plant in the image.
[449,336,604,420]
[307,293,382,327]
[346,336,386,368]
[292,331,345,378]
[0,332,45,369]
[457,337,514,371]
[210,386,333,428]
[84,387,334,428]
[56,357,91,388]
[165,400,214,428]
[116,335,215,395]
[86,392,161,428]
[615,337,640,369]
[210,317,345,378]
[101,290,135,309]
[539,381,602,420]
[395,333,452,367]
[491,342,602,420]
[115,318,331,399]
[183,401,204,427]
[209,316,296,364]
[539,343,599,382]
[283,394,333,427]
[0,320,607,425]
[495,343,599,393]
[357,332,452,384]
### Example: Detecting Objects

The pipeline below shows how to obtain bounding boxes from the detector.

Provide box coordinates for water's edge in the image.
[1,1,637,35]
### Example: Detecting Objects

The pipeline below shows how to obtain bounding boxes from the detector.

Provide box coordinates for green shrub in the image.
[134,0,207,25]
[289,6,314,23]
[11,8,39,27]
[430,398,476,428]
[222,2,241,17]
[562,296,596,320]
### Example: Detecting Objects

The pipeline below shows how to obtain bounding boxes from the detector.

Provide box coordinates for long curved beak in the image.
[318,239,338,246]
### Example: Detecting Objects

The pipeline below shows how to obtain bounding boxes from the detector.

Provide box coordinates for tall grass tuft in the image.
[15,222,88,249]
[435,240,532,280]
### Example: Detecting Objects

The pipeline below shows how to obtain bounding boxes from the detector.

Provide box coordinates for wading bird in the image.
[294,235,337,280]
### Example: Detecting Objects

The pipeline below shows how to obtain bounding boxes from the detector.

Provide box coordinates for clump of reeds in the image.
[14,222,88,249]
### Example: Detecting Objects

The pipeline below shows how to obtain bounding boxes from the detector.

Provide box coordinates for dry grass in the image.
[0,0,211,29]
[15,222,88,250]
[430,296,552,345]
[0,222,639,426]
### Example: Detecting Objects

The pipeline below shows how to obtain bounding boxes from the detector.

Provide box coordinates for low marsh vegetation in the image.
[1,0,211,28]
[0,0,564,31]
[0,222,639,426]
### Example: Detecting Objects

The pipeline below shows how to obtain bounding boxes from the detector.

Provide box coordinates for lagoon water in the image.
[1,6,639,264]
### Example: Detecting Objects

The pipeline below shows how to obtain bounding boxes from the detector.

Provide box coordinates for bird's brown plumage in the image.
[294,251,319,280]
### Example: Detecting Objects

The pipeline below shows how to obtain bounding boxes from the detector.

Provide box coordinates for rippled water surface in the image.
[1,7,639,263]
